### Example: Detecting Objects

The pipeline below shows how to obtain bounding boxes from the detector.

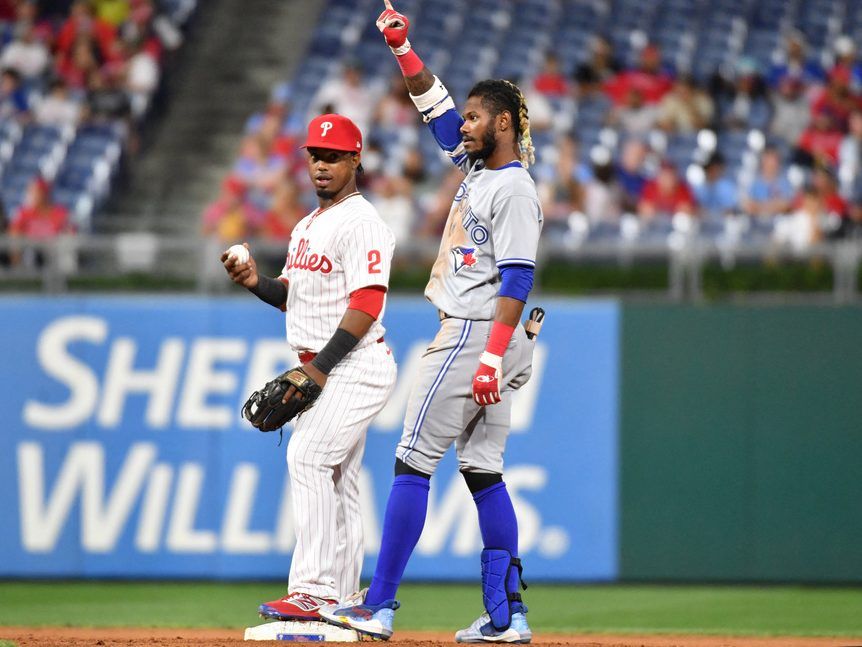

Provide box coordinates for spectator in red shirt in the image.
[796,112,844,167]
[56,0,118,62]
[810,66,862,132]
[638,161,696,220]
[604,43,673,105]
[533,53,568,98]
[56,36,104,91]
[832,35,862,91]
[259,178,305,240]
[9,178,73,265]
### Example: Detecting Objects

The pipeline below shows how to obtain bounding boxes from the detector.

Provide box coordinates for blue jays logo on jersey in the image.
[451,246,479,274]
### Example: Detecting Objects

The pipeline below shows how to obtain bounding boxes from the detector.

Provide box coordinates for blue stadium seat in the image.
[55,165,93,192]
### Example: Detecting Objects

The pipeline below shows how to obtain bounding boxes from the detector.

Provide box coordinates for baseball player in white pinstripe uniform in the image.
[322,2,543,643]
[222,113,397,623]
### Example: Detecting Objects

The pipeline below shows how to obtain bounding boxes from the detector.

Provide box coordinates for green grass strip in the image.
[0,583,860,637]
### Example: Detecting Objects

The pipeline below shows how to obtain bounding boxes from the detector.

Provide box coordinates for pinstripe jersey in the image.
[278,192,395,351]
[425,160,543,320]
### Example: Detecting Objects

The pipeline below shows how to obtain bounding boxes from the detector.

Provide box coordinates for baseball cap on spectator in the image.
[303,113,363,153]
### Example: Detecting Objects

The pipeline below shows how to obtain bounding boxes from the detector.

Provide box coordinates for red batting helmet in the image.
[303,113,363,153]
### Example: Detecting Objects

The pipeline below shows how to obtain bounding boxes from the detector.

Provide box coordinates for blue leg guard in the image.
[481,548,527,631]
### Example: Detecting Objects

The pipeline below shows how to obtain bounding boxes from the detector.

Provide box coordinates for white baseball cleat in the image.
[454,608,532,643]
[319,589,400,640]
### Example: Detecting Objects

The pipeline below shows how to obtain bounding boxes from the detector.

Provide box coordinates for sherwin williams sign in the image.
[0,297,618,580]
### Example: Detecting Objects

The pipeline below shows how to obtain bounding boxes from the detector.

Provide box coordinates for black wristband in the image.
[311,327,361,375]
[249,275,287,309]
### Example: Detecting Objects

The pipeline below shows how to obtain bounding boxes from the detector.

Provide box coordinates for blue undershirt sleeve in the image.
[498,265,534,303]
[425,108,468,170]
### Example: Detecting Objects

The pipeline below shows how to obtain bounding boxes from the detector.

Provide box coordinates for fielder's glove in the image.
[242,367,322,431]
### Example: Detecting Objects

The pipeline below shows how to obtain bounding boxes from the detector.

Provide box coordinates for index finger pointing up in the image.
[383,0,393,10]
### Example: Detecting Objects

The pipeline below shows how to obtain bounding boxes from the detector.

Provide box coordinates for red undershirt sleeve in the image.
[348,285,387,320]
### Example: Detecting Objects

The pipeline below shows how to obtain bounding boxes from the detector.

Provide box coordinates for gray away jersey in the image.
[425,159,544,320]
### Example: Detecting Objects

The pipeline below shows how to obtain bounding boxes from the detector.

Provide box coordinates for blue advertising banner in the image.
[0,296,618,581]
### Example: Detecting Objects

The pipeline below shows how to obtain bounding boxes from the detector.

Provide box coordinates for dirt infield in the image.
[2,627,861,647]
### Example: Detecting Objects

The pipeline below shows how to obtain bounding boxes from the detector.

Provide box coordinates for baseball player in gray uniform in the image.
[321,2,543,643]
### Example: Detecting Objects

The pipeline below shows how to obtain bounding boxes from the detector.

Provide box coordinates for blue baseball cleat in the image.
[454,605,532,643]
[319,589,400,640]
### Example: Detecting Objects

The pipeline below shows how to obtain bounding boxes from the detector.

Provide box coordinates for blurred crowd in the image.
[0,0,192,261]
[0,0,184,132]
[208,28,862,255]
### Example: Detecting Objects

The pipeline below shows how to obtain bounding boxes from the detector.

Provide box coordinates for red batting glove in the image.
[375,8,411,54]
[472,352,502,406]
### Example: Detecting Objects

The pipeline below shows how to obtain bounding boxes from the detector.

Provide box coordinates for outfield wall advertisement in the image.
[0,297,619,581]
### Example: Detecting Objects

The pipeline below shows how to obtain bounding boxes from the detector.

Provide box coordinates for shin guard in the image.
[481,548,526,631]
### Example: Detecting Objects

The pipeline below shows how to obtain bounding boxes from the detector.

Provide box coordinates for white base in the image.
[244,620,360,642]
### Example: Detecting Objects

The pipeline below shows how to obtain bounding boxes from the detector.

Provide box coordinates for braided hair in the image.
[467,79,536,168]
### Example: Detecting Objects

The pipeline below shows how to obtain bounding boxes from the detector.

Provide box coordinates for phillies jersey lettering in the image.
[280,193,395,351]
[287,238,334,273]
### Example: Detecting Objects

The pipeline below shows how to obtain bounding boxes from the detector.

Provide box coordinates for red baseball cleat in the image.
[258,592,338,621]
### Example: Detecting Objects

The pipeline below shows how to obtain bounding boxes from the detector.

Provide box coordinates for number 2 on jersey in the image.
[367,249,382,274]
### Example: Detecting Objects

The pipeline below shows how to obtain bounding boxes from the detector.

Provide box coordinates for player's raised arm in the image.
[376,1,467,169]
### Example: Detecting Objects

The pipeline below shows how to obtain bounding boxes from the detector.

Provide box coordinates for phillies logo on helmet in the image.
[304,114,363,152]
[451,246,479,274]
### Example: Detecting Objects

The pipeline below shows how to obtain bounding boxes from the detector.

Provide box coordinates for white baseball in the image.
[227,244,250,264]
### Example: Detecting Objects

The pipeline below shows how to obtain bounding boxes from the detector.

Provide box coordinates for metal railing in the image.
[0,233,860,302]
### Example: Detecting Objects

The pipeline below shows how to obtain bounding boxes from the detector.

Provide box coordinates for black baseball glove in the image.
[242,366,323,431]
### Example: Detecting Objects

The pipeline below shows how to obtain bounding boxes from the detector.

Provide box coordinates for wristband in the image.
[250,275,287,309]
[390,39,411,56]
[410,76,456,123]
[485,321,516,357]
[395,47,424,77]
[310,327,360,375]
